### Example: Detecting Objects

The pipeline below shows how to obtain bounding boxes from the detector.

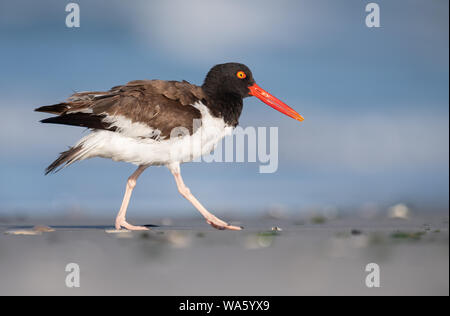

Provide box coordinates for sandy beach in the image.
[0,212,448,296]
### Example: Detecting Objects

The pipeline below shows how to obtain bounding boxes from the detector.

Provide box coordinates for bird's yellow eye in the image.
[236,71,246,79]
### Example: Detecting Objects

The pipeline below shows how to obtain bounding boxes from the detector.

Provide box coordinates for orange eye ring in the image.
[236,71,246,79]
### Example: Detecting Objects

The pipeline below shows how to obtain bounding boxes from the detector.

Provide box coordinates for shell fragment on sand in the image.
[104,229,135,238]
[33,225,55,232]
[4,226,55,236]
[105,229,132,234]
[4,230,42,236]
[271,226,283,232]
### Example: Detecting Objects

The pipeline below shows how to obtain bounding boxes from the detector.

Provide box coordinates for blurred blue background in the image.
[0,0,448,219]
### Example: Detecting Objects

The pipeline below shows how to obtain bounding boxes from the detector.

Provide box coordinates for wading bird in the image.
[35,63,303,231]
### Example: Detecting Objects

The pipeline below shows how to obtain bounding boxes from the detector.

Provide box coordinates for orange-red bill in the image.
[248,83,304,122]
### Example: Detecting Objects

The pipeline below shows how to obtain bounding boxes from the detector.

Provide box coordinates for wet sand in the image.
[0,213,448,295]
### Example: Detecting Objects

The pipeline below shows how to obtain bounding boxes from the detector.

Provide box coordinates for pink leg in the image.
[115,165,149,231]
[169,164,242,231]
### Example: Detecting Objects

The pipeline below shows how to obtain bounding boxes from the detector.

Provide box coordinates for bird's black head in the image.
[201,62,304,126]
[202,63,255,99]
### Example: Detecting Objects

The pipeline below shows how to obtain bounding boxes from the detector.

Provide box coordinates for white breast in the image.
[71,102,233,166]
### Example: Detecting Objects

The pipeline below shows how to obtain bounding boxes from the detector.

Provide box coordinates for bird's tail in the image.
[37,102,85,174]
[45,133,101,175]
[37,102,103,174]
[45,146,83,175]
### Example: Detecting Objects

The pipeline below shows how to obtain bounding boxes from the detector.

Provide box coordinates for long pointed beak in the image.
[248,83,304,122]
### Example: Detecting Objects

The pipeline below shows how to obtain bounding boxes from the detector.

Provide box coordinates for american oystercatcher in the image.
[35,63,303,231]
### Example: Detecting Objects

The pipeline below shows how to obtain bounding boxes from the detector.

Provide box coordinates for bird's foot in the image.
[206,216,243,231]
[115,219,149,231]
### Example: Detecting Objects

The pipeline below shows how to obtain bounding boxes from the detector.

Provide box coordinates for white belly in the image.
[73,102,233,166]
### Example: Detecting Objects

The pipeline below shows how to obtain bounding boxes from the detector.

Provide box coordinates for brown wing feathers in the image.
[35,80,205,138]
